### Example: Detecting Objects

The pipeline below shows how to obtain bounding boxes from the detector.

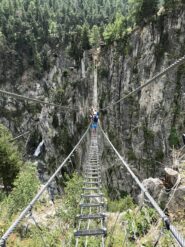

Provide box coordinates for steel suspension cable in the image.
[0,89,77,111]
[0,125,90,247]
[10,131,31,142]
[10,122,40,142]
[99,125,185,247]
[100,55,185,111]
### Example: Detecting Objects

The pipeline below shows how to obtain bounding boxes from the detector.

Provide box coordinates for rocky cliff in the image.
[1,8,185,199]
[0,48,93,189]
[98,8,185,197]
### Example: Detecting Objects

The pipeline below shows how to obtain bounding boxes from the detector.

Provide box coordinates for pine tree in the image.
[0,124,22,192]
[137,0,158,25]
[164,0,176,9]
[89,25,101,47]
[81,24,91,50]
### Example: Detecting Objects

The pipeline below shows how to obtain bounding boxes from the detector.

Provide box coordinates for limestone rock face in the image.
[168,185,185,215]
[0,49,93,186]
[98,9,185,196]
[141,177,164,201]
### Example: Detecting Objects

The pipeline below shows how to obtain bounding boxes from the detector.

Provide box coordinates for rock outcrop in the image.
[98,9,185,196]
[138,165,185,218]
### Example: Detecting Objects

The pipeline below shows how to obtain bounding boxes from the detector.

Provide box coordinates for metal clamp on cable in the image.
[28,206,33,217]
[163,216,170,230]
[0,239,6,247]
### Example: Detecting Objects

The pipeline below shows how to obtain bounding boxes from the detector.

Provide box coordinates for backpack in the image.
[93,114,98,123]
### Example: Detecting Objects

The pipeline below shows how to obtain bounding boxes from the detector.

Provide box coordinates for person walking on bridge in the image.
[90,109,99,135]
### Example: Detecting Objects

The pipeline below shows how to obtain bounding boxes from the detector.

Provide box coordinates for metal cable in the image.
[100,55,185,111]
[163,175,181,212]
[29,210,48,247]
[10,131,30,142]
[0,125,90,246]
[147,173,181,247]
[0,89,77,111]
[154,227,164,247]
[99,125,185,247]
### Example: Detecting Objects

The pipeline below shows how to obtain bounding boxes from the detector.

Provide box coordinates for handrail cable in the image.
[10,122,39,142]
[10,131,30,142]
[142,172,181,246]
[100,54,185,111]
[99,124,185,247]
[0,89,77,110]
[0,125,90,247]
[28,210,48,247]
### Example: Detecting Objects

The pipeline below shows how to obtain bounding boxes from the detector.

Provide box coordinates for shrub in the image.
[123,206,157,240]
[7,164,40,215]
[0,124,22,192]
[168,127,180,148]
[108,195,135,212]
[57,172,83,225]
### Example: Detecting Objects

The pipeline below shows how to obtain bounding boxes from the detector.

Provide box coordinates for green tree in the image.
[89,25,101,47]
[164,0,177,9]
[57,172,83,225]
[103,12,127,44]
[0,124,22,192]
[139,0,158,22]
[168,127,180,148]
[128,0,158,26]
[0,0,133,77]
[7,164,40,215]
[81,24,91,50]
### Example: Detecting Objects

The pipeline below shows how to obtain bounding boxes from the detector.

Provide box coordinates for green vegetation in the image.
[0,0,128,76]
[0,124,22,192]
[0,164,40,219]
[107,195,135,212]
[52,87,65,104]
[7,164,40,215]
[155,149,164,161]
[0,124,40,242]
[168,127,180,147]
[127,149,137,162]
[124,207,157,239]
[105,193,162,247]
[103,13,128,44]
[2,0,179,80]
[0,172,83,246]
[143,126,155,141]
[57,172,83,225]
[0,164,40,242]
[16,226,62,247]
[0,0,184,81]
[128,0,158,26]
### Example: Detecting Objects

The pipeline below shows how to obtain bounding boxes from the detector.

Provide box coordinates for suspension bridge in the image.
[0,54,185,246]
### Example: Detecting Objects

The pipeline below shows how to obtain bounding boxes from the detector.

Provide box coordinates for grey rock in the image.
[138,178,164,205]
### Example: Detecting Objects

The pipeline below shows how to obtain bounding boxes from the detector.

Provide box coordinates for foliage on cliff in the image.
[0,0,128,76]
[0,0,185,80]
[2,0,183,77]
[0,124,22,192]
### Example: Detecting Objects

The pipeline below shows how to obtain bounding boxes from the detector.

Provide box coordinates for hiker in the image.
[182,134,185,145]
[90,110,99,134]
